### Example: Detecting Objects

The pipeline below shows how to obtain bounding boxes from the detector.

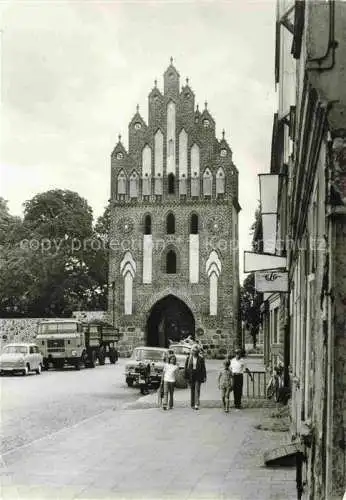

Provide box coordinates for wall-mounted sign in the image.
[244,251,287,273]
[255,270,289,293]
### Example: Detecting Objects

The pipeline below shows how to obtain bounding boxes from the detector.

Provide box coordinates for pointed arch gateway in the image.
[146,294,195,347]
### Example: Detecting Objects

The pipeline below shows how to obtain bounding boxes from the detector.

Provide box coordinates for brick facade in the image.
[107,61,240,358]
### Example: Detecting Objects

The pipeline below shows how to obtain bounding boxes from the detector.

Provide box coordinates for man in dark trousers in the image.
[230,349,253,409]
[184,345,206,410]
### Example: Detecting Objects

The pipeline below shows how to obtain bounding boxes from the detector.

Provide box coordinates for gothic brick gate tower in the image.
[108,59,240,358]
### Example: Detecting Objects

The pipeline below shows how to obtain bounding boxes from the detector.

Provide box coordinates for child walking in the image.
[162,354,179,410]
[218,359,233,413]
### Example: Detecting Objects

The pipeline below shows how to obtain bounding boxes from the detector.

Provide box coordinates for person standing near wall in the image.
[230,349,253,410]
[184,345,207,410]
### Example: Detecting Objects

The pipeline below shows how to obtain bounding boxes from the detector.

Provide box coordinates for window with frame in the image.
[144,215,152,235]
[166,213,175,234]
[166,250,177,274]
[168,173,175,194]
[190,214,198,234]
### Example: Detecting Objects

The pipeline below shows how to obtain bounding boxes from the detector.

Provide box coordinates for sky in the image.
[0,0,277,282]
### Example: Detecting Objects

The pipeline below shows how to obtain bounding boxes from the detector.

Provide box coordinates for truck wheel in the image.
[126,378,134,387]
[42,361,49,371]
[75,359,82,370]
[22,365,29,376]
[98,354,105,366]
[109,355,116,364]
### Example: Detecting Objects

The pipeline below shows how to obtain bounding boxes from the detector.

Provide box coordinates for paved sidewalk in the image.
[1,358,296,500]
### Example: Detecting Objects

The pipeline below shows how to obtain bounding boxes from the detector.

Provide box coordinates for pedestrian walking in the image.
[218,359,233,413]
[184,345,207,410]
[229,349,253,409]
[162,354,179,410]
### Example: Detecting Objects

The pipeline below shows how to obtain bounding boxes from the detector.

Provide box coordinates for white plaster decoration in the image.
[129,171,139,198]
[142,145,152,177]
[142,235,153,284]
[124,273,133,315]
[191,143,200,176]
[179,129,188,178]
[203,168,212,196]
[191,143,200,196]
[179,176,187,195]
[117,170,126,195]
[154,176,163,195]
[206,251,222,316]
[154,129,163,178]
[191,174,200,197]
[142,145,152,195]
[216,167,225,195]
[189,234,199,283]
[142,176,151,196]
[209,273,218,316]
[167,101,176,175]
[120,252,136,315]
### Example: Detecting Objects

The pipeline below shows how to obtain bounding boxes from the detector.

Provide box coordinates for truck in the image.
[36,318,118,370]
[81,320,119,365]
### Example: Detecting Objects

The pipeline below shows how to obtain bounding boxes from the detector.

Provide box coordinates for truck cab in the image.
[36,319,90,370]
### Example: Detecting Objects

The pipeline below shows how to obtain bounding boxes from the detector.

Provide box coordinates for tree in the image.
[23,189,93,240]
[0,192,112,316]
[85,203,111,310]
[240,274,262,348]
[240,205,263,348]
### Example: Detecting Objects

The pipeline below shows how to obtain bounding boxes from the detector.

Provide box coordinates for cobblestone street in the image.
[0,358,297,499]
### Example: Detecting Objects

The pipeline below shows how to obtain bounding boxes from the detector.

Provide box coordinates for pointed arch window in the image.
[203,168,212,197]
[144,215,152,235]
[216,167,225,196]
[168,173,175,194]
[166,250,177,274]
[166,213,175,234]
[190,214,199,234]
[117,170,126,196]
[129,171,139,198]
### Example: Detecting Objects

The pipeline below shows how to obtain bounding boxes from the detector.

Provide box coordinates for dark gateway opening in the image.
[146,295,195,347]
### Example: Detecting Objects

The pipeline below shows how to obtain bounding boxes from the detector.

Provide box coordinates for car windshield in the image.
[2,345,28,354]
[132,349,165,361]
[170,345,191,355]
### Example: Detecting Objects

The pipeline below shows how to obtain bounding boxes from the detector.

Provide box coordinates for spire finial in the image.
[222,129,225,139]
[186,77,189,85]
[118,133,121,142]
[136,104,139,113]
[205,100,208,110]
[196,104,199,112]
[170,56,173,65]
[154,79,157,87]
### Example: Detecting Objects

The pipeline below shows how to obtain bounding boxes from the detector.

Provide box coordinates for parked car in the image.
[0,343,43,376]
[169,343,192,388]
[125,346,168,388]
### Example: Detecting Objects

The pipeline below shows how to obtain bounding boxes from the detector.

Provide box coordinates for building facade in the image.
[108,61,240,358]
[263,2,346,499]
